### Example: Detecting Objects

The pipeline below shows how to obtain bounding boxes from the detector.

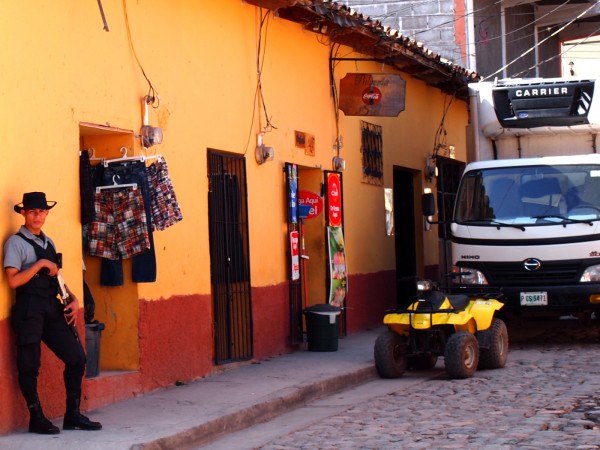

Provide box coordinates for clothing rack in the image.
[103,147,145,167]
[144,154,163,163]
[96,175,138,193]
[103,147,164,166]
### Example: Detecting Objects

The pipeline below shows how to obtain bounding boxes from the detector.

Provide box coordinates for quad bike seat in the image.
[447,294,470,311]
[419,291,470,311]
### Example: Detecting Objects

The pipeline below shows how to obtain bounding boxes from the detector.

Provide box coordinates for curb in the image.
[133,365,378,450]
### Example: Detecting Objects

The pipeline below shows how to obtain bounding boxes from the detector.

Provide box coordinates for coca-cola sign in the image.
[339,73,405,117]
[327,173,342,227]
[362,86,382,105]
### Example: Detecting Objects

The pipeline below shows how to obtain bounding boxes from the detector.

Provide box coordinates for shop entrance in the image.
[286,165,327,344]
[207,150,253,364]
[298,167,327,310]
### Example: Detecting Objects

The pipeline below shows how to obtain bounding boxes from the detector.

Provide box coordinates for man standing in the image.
[4,192,102,434]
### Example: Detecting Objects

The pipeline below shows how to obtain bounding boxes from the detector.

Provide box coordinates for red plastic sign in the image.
[298,190,323,220]
[327,173,342,227]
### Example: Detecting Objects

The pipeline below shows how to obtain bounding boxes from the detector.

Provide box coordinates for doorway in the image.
[207,150,253,364]
[393,167,418,308]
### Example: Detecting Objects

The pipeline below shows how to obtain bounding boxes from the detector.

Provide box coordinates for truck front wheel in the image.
[478,318,508,370]
[444,332,479,379]
[374,330,408,378]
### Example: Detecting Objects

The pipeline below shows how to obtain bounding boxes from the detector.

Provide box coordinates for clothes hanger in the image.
[80,148,105,163]
[103,147,145,167]
[96,175,138,193]
[141,148,163,163]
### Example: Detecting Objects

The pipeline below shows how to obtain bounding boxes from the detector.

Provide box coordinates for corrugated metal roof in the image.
[245,0,479,100]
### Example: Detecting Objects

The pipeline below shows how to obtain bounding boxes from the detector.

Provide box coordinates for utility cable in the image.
[511,22,600,78]
[123,0,159,107]
[482,1,600,81]
[243,9,276,156]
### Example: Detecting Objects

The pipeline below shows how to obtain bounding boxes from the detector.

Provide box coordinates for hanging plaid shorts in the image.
[87,188,150,260]
[146,157,183,231]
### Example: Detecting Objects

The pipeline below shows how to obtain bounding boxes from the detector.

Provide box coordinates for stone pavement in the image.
[0,327,383,450]
[254,326,600,449]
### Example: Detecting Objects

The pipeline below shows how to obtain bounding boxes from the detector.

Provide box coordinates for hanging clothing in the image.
[99,161,157,284]
[79,151,96,225]
[146,157,183,231]
[87,188,149,260]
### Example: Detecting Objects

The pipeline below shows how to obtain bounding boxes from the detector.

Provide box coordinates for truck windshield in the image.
[455,164,600,224]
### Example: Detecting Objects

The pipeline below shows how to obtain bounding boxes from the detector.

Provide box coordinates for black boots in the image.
[26,392,101,434]
[63,391,102,431]
[28,401,60,435]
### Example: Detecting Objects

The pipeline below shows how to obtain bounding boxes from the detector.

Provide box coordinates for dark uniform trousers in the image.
[10,234,86,406]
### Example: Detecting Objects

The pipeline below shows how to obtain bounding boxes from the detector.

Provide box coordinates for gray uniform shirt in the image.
[3,226,57,271]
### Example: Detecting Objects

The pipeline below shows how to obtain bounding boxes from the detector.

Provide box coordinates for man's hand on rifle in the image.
[63,286,80,326]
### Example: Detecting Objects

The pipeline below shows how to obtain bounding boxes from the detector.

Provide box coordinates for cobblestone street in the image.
[258,327,600,450]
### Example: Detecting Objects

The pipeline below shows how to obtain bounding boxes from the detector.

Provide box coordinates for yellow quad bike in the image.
[374,279,508,379]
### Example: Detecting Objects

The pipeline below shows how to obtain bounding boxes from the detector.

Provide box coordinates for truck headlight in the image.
[580,264,600,282]
[453,266,488,285]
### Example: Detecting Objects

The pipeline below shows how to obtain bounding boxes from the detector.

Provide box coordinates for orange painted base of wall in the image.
[0,269,396,434]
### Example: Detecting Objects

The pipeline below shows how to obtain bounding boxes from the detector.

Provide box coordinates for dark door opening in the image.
[207,150,253,364]
[393,167,417,308]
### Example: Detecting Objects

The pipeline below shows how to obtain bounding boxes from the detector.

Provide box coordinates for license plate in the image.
[520,291,548,306]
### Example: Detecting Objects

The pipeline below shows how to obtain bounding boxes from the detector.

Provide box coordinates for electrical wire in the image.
[435,0,573,49]
[329,43,343,156]
[257,10,277,134]
[433,94,455,158]
[343,0,587,64]
[122,0,159,107]
[511,22,600,78]
[243,9,277,156]
[482,0,600,81]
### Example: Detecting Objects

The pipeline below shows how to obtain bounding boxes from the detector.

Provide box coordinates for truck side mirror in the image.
[422,193,436,217]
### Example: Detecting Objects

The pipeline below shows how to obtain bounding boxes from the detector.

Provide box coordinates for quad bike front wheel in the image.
[444,332,480,379]
[478,318,509,370]
[374,329,408,378]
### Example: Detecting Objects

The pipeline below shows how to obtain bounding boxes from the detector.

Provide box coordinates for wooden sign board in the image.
[339,73,406,117]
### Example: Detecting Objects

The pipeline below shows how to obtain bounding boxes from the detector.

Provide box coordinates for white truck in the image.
[434,78,600,322]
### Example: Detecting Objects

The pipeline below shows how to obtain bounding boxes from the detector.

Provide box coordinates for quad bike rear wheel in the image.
[374,329,408,378]
[478,318,508,370]
[444,332,479,379]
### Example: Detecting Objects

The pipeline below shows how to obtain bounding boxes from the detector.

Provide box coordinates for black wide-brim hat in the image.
[13,192,57,214]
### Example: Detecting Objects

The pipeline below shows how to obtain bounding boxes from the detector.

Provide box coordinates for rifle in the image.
[56,254,80,342]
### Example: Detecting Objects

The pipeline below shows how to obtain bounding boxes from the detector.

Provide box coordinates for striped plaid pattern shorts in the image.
[146,158,183,231]
[87,188,150,260]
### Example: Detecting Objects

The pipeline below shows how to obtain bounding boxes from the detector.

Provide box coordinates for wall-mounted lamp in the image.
[425,155,438,182]
[141,96,163,148]
[255,133,274,165]
[332,156,345,171]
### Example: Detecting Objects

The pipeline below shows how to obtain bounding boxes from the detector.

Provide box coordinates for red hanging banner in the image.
[327,172,343,227]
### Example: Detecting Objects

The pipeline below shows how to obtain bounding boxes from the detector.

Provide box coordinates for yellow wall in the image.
[0,0,468,366]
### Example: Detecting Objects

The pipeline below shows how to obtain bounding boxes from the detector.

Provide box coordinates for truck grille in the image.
[484,261,582,286]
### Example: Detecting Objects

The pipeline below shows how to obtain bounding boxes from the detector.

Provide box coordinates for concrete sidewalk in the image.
[0,328,382,450]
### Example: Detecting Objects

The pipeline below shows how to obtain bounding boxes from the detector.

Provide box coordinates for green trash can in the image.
[85,322,105,378]
[303,304,341,352]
